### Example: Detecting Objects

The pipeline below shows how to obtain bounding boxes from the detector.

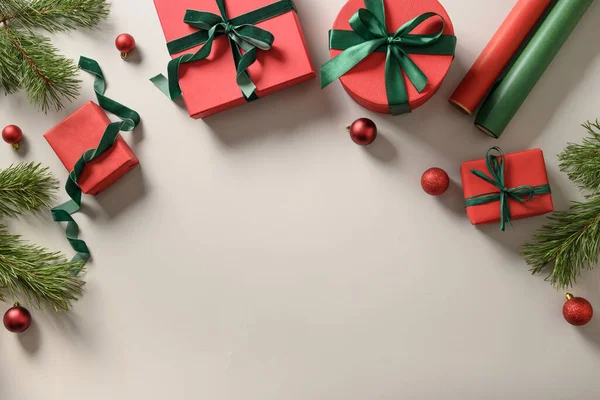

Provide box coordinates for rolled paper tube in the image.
[449,0,553,115]
[475,0,593,138]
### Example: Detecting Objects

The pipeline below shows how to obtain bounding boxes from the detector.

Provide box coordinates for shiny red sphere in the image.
[3,305,32,333]
[2,125,23,145]
[348,118,377,146]
[115,33,136,53]
[421,167,450,196]
[563,296,593,326]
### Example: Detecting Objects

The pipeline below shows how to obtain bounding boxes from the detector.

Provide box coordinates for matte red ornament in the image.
[3,304,32,333]
[421,167,450,196]
[2,125,23,150]
[347,118,377,146]
[115,33,136,59]
[563,293,593,326]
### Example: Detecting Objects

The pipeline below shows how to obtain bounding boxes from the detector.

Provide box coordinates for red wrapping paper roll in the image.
[330,0,455,114]
[449,0,553,115]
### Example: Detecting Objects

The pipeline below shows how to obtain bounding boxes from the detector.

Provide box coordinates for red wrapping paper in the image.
[330,0,455,114]
[449,0,553,115]
[460,148,554,225]
[154,0,315,118]
[44,102,139,196]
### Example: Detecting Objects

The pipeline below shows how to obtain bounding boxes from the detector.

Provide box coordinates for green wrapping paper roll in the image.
[475,0,593,138]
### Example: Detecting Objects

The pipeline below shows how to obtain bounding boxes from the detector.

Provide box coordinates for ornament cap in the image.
[121,52,128,59]
[565,293,575,301]
[12,143,19,150]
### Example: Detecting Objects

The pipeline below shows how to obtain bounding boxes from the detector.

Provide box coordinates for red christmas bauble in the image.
[115,33,136,57]
[421,167,450,196]
[563,293,593,326]
[348,118,377,146]
[3,304,32,333]
[2,125,23,149]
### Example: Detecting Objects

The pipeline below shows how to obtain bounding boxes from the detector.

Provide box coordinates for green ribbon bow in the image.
[321,0,456,115]
[464,147,551,231]
[151,0,296,101]
[52,56,141,268]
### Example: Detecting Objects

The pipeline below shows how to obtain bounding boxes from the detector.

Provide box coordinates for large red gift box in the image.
[460,148,554,226]
[153,0,316,118]
[330,0,455,114]
[44,102,139,196]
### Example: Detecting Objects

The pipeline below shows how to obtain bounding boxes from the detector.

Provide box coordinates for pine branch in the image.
[0,0,109,111]
[0,27,21,94]
[0,162,58,219]
[1,0,109,33]
[6,27,80,112]
[0,225,84,311]
[559,120,600,196]
[522,197,600,289]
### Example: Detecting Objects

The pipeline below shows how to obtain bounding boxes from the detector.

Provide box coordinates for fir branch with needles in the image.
[523,120,600,289]
[0,163,85,311]
[0,226,85,311]
[523,198,600,289]
[0,162,58,219]
[0,0,109,112]
[559,120,600,196]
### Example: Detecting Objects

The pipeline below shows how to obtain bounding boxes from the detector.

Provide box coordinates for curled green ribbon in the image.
[51,56,141,267]
[151,0,296,101]
[320,0,456,115]
[464,147,551,231]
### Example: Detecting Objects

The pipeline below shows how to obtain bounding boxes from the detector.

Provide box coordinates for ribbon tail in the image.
[229,39,258,99]
[321,39,385,88]
[384,47,410,115]
[150,74,172,98]
[390,46,428,93]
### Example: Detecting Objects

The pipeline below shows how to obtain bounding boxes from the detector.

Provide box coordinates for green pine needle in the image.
[6,0,110,33]
[523,198,600,289]
[523,120,600,289]
[0,225,85,311]
[0,0,109,112]
[0,162,58,219]
[8,27,81,112]
[0,28,21,94]
[559,120,600,196]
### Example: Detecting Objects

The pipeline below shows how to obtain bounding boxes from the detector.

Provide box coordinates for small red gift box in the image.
[44,101,139,196]
[461,148,554,226]
[326,0,456,114]
[153,0,315,118]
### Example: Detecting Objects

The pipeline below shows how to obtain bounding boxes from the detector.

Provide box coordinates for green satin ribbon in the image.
[464,147,551,231]
[151,0,296,101]
[321,0,456,115]
[51,56,141,267]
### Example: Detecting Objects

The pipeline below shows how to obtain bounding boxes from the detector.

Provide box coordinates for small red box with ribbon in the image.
[152,0,315,118]
[321,0,456,115]
[461,147,554,230]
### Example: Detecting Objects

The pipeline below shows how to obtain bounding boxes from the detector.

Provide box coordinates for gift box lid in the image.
[153,0,316,118]
[460,148,554,225]
[44,101,139,196]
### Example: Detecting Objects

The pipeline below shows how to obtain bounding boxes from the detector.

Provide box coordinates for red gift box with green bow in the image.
[461,148,554,230]
[152,0,315,118]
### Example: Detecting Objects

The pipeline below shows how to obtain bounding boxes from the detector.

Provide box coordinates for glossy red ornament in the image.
[563,293,593,326]
[2,125,23,150]
[115,33,136,59]
[347,118,377,146]
[421,167,450,196]
[3,304,32,333]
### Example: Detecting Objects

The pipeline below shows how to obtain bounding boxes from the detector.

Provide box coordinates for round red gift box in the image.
[330,0,455,114]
